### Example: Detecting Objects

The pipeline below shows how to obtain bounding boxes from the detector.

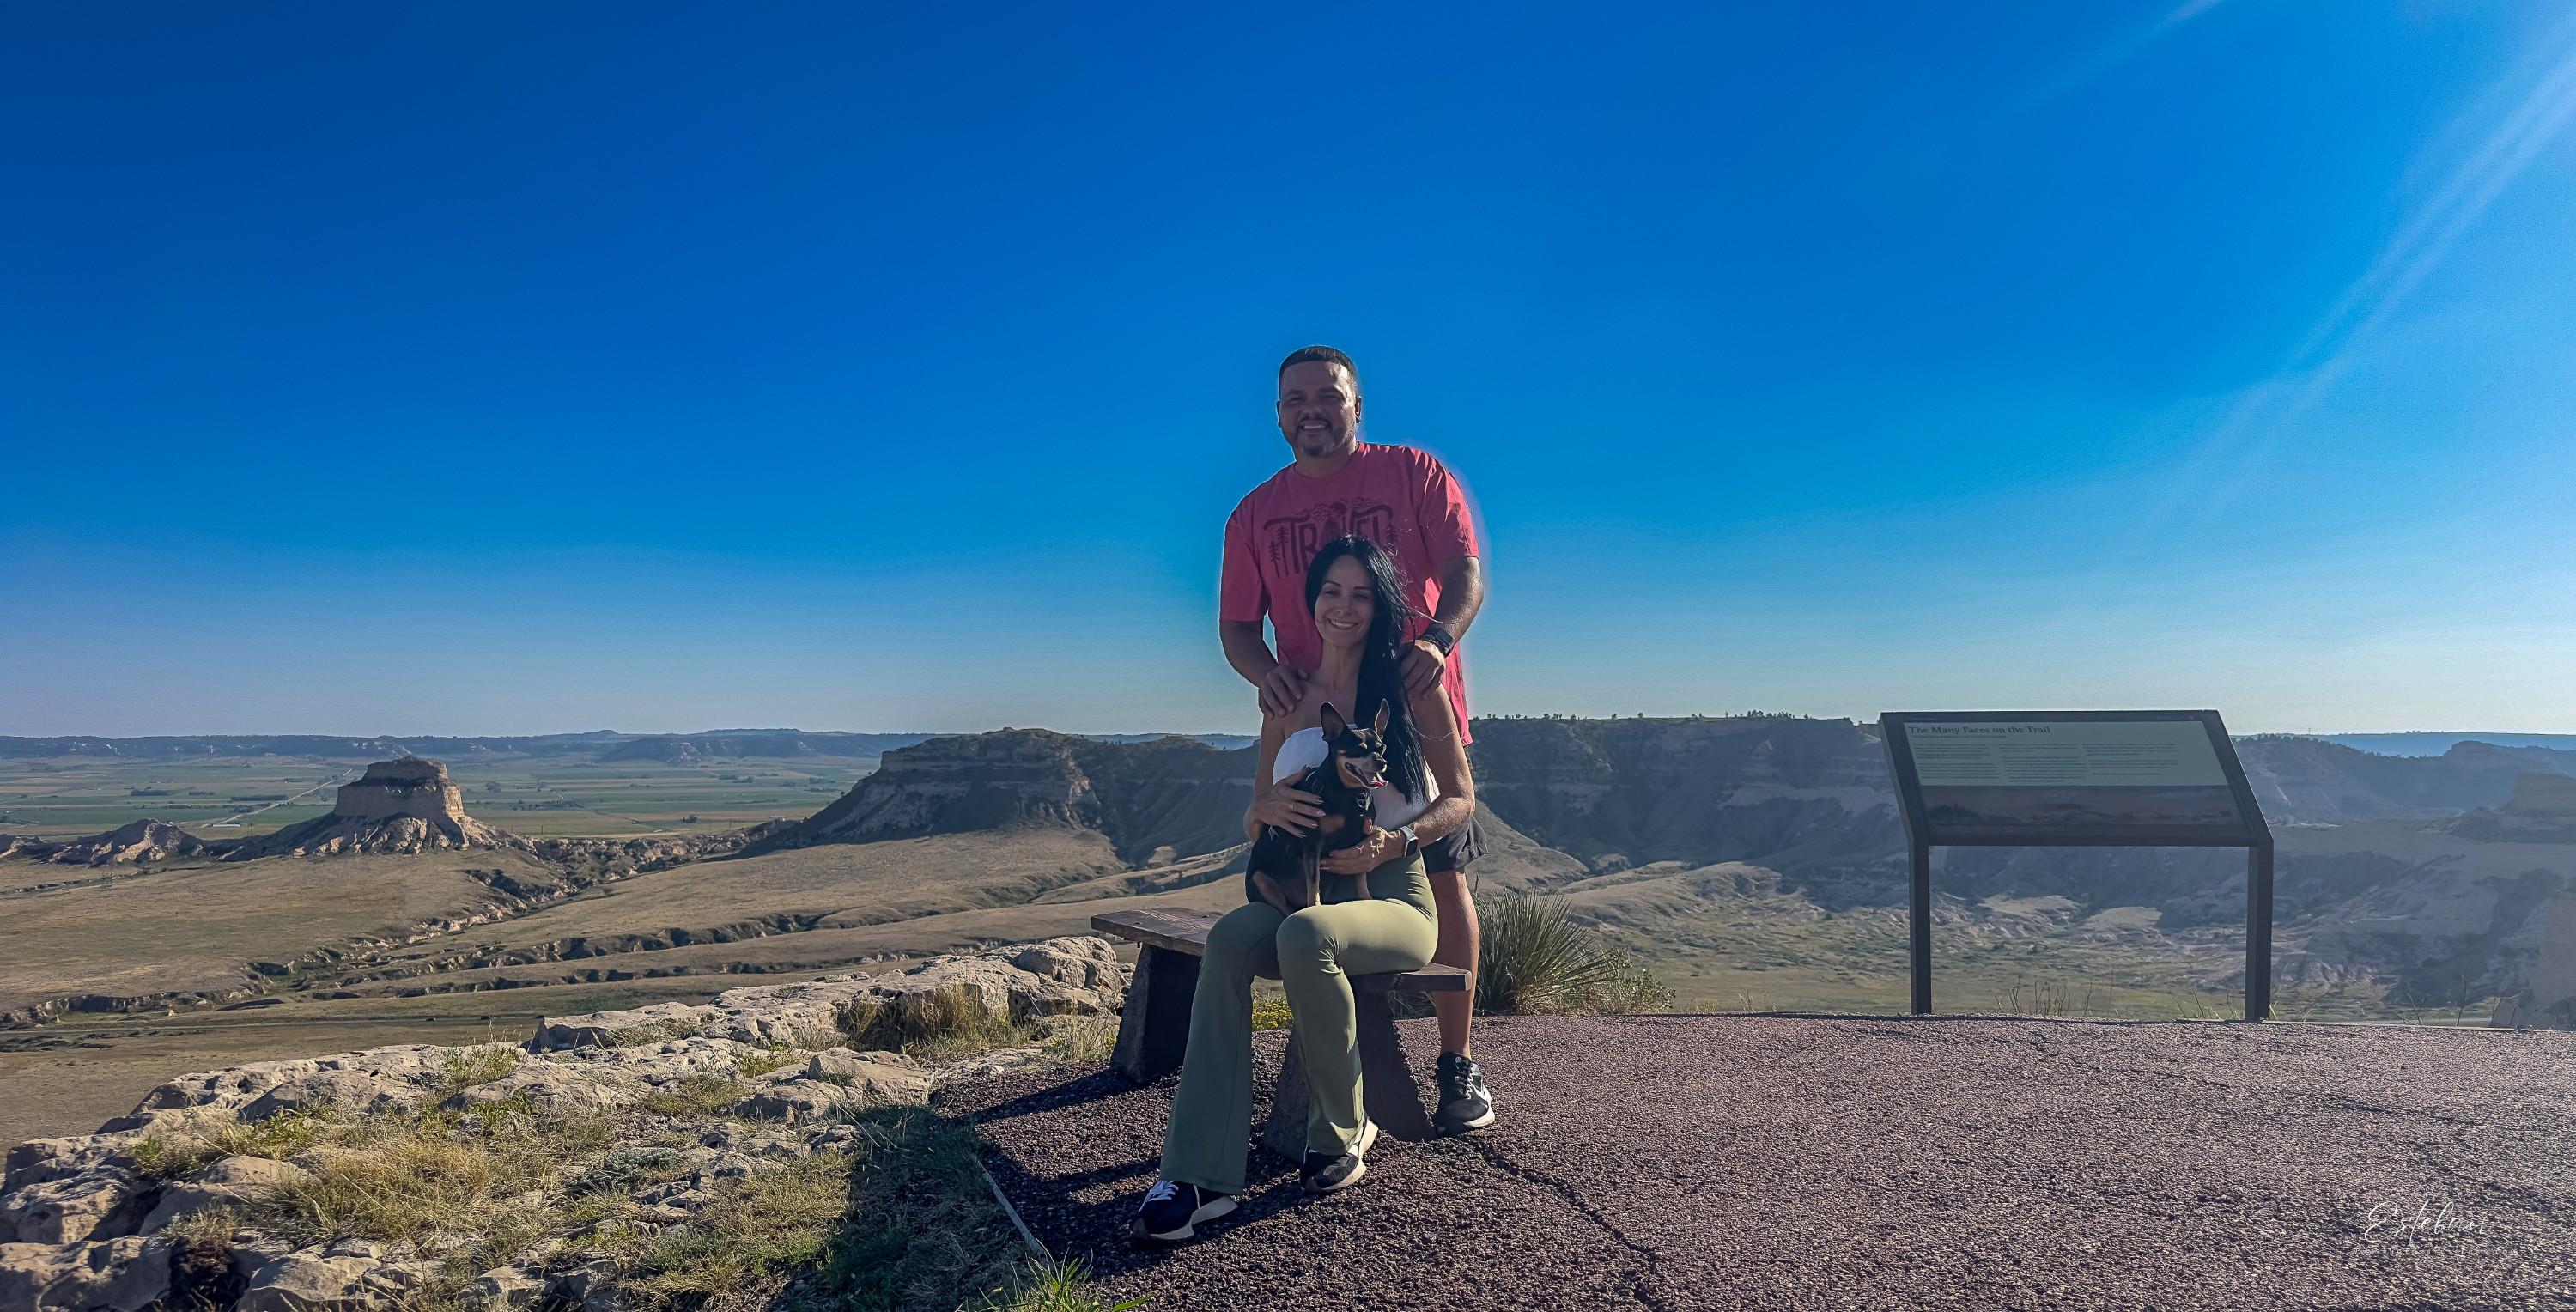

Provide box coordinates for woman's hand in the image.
[1321,828,1403,875]
[1249,782,1325,835]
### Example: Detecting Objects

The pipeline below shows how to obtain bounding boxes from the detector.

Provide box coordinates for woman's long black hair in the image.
[1303,534,1429,802]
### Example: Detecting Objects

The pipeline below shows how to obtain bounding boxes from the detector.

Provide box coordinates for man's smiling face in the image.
[1277,359,1360,459]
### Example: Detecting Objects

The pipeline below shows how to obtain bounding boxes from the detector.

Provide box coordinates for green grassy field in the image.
[0,754,875,841]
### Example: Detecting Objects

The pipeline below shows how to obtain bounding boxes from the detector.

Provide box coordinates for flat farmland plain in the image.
[0,753,878,840]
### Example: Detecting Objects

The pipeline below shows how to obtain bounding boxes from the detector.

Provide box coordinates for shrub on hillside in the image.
[1476,893,1673,1016]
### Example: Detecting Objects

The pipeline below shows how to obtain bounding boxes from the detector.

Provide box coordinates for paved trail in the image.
[947,1015,2576,1311]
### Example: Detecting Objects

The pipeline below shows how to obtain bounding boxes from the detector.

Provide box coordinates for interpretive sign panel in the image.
[1887,713,2260,845]
[1879,710,2275,1019]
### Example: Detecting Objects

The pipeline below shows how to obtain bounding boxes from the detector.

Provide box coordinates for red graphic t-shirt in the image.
[1219,441,1481,744]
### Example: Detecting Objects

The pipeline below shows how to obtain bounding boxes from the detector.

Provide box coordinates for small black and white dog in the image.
[1245,701,1389,915]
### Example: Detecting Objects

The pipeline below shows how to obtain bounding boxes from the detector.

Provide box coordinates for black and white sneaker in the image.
[1131,1180,1235,1243]
[1434,1052,1496,1133]
[1300,1116,1379,1193]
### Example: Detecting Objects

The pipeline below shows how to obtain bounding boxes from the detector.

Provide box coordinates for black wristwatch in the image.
[1394,823,1419,855]
[1419,623,1456,656]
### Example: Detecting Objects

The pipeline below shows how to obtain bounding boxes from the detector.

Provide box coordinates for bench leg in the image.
[1111,945,1199,1083]
[1261,991,1436,1161]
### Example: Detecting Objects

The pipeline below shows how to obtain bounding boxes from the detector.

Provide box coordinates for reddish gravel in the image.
[941,1015,2576,1311]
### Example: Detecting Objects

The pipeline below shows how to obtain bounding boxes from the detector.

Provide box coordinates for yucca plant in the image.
[1476,893,1671,1015]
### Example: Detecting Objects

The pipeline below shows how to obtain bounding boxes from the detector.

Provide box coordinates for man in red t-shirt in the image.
[1218,343,1496,1133]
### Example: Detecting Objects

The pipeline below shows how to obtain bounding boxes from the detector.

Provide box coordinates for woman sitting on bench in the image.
[1135,534,1478,1243]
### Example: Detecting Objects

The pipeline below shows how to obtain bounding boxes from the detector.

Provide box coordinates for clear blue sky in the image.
[5,3,2572,738]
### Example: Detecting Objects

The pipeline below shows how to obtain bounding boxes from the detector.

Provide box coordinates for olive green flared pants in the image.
[1158,853,1438,1195]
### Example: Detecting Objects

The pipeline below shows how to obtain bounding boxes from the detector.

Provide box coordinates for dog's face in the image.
[1318,701,1390,793]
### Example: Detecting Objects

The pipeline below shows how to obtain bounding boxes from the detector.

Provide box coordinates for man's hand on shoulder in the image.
[1260,663,1309,719]
[1401,640,1448,699]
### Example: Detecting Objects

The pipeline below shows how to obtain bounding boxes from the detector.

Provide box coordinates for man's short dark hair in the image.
[1278,345,1359,391]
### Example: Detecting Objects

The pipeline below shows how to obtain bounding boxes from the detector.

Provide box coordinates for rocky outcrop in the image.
[759,731,1252,864]
[527,935,1125,1053]
[2449,773,2576,844]
[0,937,1127,1312]
[0,822,207,868]
[224,760,525,859]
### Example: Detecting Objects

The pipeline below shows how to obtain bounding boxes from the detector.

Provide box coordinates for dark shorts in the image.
[1423,811,1484,872]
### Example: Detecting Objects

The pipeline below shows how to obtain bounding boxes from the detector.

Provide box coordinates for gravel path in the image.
[943,1015,2576,1311]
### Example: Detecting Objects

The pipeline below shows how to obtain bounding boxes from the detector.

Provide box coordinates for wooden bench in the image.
[1092,907,1467,1160]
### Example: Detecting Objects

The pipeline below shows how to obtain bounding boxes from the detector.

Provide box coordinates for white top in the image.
[1273,726,1437,829]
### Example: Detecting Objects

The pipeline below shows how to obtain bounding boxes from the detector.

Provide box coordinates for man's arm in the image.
[1401,555,1485,699]
[1223,618,1307,719]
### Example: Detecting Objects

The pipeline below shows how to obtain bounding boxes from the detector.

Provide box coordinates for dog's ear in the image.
[1319,702,1347,740]
[1370,700,1390,738]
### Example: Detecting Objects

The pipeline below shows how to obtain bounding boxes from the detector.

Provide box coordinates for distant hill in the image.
[2233,738,2576,823]
[0,730,1251,762]
[2317,732,2576,756]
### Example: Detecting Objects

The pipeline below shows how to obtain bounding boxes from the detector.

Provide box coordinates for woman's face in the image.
[1313,554,1376,652]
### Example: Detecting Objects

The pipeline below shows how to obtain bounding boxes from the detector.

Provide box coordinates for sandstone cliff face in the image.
[1466,717,1903,880]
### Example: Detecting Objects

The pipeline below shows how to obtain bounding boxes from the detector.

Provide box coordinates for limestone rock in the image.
[240,1071,416,1123]
[799,1049,932,1105]
[235,1249,380,1312]
[0,1236,172,1312]
[731,1080,847,1125]
[467,1266,544,1310]
[138,1158,311,1236]
[1,1143,125,1200]
[847,939,1125,1035]
[0,1171,143,1246]
[528,1003,707,1053]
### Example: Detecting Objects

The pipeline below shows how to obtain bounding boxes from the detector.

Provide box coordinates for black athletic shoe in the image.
[1300,1117,1379,1193]
[1434,1051,1497,1133]
[1132,1180,1235,1243]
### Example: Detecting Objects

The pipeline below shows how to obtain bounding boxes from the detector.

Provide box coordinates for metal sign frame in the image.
[1880,709,2276,1022]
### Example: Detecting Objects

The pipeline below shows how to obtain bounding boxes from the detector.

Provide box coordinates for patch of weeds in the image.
[976,1256,1145,1312]
[568,1146,689,1199]
[622,1150,851,1303]
[164,1204,248,1248]
[1476,894,1674,1016]
[604,1017,704,1047]
[1249,997,1294,1032]
[622,1107,1030,1312]
[133,1107,337,1179]
[1038,1016,1116,1066]
[437,1044,521,1093]
[736,1048,802,1078]
[845,989,1037,1061]
[639,1076,747,1118]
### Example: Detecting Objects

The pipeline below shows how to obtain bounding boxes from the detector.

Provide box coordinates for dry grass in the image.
[437,1044,521,1092]
[1036,1015,1116,1066]
[132,1106,336,1179]
[619,1149,853,1303]
[736,1048,804,1078]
